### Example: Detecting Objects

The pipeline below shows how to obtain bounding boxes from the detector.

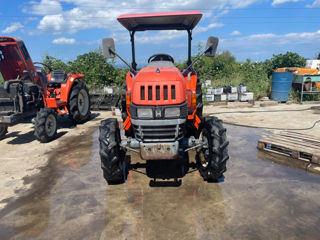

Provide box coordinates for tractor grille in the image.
[140,84,176,101]
[132,119,186,142]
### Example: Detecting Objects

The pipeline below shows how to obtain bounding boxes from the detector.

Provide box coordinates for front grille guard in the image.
[131,118,186,142]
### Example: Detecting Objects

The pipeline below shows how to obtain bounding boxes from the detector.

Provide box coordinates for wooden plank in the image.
[263,135,320,152]
[259,137,320,158]
[307,163,320,175]
[279,132,320,145]
[282,131,320,142]
[257,149,310,171]
[260,135,320,154]
[279,133,320,147]
[312,155,320,164]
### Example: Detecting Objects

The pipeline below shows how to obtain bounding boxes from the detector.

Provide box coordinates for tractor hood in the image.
[0,37,29,81]
[131,65,186,106]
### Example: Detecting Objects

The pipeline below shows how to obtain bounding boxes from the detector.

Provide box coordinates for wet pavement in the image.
[0,125,320,240]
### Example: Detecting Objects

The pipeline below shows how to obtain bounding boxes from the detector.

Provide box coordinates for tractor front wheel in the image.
[69,82,91,124]
[34,108,58,143]
[99,118,127,184]
[0,126,8,140]
[196,117,229,181]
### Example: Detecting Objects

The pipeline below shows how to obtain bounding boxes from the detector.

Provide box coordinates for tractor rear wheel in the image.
[0,126,8,140]
[99,118,127,184]
[196,117,229,181]
[69,82,91,124]
[34,108,57,143]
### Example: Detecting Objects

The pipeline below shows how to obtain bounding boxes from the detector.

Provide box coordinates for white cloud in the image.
[272,0,302,6]
[218,29,320,61]
[307,0,320,7]
[52,37,76,44]
[135,30,186,43]
[230,30,241,36]
[38,14,65,33]
[2,22,23,34]
[195,23,224,33]
[27,0,261,35]
[222,30,320,49]
[25,0,62,15]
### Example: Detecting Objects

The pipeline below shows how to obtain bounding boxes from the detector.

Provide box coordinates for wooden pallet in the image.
[258,131,320,174]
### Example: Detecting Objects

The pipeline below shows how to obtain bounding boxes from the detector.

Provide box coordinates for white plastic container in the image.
[239,92,254,102]
[230,86,237,93]
[205,94,215,102]
[212,87,224,95]
[204,80,212,87]
[215,94,227,102]
[104,86,113,94]
[227,93,238,101]
[206,88,213,95]
[238,85,247,93]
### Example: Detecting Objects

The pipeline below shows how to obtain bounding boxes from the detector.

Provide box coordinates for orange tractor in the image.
[99,11,229,184]
[0,37,91,142]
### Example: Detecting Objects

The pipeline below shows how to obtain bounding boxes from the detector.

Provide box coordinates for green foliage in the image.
[42,50,126,88]
[185,51,271,98]
[239,60,270,98]
[69,51,116,86]
[40,48,307,100]
[317,52,320,60]
[42,53,69,72]
[265,51,306,75]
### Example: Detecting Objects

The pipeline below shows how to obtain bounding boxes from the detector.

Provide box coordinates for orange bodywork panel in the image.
[130,66,186,106]
[124,66,201,130]
[45,73,84,115]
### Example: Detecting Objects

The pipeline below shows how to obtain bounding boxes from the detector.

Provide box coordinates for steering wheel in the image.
[148,54,174,63]
[34,62,53,73]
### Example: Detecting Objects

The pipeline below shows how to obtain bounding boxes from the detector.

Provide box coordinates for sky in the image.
[1,0,320,67]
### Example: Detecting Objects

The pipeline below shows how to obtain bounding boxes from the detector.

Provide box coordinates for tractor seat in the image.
[50,70,67,83]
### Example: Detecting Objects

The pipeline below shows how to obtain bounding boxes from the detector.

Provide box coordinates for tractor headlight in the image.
[164,108,180,118]
[137,108,153,119]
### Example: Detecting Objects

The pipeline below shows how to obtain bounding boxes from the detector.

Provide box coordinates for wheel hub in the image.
[45,114,56,137]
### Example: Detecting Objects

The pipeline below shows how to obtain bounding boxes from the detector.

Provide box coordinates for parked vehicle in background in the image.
[0,37,91,142]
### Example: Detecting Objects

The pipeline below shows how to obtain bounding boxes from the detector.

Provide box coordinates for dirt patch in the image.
[0,111,112,210]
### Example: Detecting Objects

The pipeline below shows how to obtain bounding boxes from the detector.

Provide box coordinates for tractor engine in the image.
[0,80,41,115]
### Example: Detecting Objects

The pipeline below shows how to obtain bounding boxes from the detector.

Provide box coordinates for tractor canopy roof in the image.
[117,11,202,31]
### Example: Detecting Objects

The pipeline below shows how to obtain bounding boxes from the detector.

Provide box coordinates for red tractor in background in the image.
[99,11,229,184]
[0,37,91,142]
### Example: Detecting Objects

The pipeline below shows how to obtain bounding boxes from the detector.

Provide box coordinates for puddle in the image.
[0,125,319,240]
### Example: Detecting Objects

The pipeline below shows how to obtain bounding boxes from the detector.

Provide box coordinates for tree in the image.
[42,54,70,72]
[317,52,320,60]
[265,51,306,71]
[69,50,126,87]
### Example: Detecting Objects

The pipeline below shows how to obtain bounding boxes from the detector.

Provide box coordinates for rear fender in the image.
[61,73,84,102]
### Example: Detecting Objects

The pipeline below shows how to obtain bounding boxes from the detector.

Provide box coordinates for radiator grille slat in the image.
[140,84,177,101]
[133,123,185,142]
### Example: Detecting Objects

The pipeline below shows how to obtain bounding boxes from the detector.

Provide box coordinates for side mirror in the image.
[102,38,116,59]
[205,36,219,57]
